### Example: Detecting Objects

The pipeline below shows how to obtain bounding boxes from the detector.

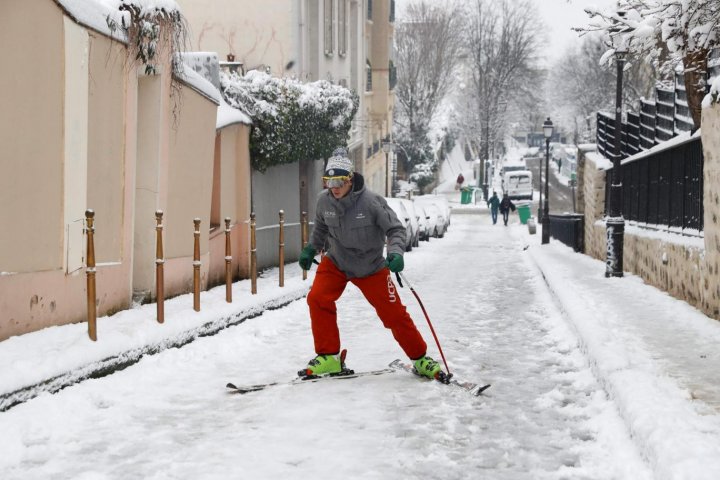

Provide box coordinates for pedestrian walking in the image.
[499,192,516,226]
[487,191,500,225]
[298,147,442,380]
[455,173,465,190]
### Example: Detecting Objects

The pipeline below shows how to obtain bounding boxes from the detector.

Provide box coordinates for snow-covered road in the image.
[0,214,651,479]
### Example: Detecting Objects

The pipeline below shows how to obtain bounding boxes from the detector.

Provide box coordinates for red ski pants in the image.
[307,257,427,360]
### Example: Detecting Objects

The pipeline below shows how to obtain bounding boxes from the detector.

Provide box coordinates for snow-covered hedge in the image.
[221,70,358,172]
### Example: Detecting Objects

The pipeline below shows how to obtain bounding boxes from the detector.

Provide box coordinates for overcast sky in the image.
[530,0,617,63]
[397,0,618,64]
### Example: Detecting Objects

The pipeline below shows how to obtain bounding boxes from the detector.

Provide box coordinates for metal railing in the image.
[604,136,703,231]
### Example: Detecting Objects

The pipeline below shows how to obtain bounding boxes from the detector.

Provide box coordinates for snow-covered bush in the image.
[220,70,358,172]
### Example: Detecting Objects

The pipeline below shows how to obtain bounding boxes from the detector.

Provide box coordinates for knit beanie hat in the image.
[324,147,354,177]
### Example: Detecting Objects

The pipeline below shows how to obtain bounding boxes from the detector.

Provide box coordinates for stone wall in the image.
[578,147,607,261]
[579,112,718,318]
[700,103,720,317]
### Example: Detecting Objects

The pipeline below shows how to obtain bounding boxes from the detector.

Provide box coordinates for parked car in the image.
[415,195,450,237]
[385,197,414,251]
[399,198,421,248]
[424,203,444,238]
[413,202,431,241]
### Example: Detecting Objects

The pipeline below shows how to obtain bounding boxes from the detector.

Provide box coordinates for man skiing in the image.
[487,191,500,225]
[298,147,442,380]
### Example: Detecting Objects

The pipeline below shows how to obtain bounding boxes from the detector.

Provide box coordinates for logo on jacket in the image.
[355,212,366,219]
[324,211,337,218]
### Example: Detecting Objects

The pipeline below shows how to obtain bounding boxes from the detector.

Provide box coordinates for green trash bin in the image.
[460,187,473,205]
[516,201,531,224]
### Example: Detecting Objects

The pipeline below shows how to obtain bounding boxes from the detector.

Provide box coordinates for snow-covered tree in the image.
[465,0,542,163]
[220,70,358,172]
[394,0,466,176]
[547,33,656,144]
[579,0,720,127]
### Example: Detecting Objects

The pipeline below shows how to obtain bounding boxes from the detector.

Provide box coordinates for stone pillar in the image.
[701,104,720,318]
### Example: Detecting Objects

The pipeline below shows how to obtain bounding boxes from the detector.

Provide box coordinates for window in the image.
[389,60,397,90]
[324,0,334,55]
[338,0,347,56]
[367,0,373,20]
[366,59,372,91]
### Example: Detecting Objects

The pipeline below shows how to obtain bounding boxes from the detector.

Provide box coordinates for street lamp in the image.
[483,160,490,201]
[541,117,553,244]
[605,11,631,277]
[382,140,394,197]
[538,123,552,220]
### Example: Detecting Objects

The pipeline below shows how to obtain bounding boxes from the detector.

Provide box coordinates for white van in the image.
[503,170,533,200]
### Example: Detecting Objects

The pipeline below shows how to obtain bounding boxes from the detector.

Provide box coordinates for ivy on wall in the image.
[106,0,188,78]
[220,70,359,172]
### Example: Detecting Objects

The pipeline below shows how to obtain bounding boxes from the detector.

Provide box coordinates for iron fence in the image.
[604,137,703,231]
[595,48,716,233]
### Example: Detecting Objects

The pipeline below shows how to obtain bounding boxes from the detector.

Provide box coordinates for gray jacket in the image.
[310,174,406,278]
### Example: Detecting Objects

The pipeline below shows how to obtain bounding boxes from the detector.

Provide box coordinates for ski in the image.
[388,359,491,396]
[226,367,395,395]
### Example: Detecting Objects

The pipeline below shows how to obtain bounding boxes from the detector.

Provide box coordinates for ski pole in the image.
[397,272,451,376]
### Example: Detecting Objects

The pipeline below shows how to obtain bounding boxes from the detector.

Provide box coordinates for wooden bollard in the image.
[250,212,257,294]
[301,211,308,281]
[85,209,97,341]
[155,210,165,323]
[193,218,201,312]
[278,210,285,287]
[224,217,232,303]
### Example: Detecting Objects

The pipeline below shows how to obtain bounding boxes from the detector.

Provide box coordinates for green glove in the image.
[385,253,404,273]
[299,244,317,270]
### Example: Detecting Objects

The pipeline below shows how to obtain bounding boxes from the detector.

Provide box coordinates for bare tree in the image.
[394,0,466,170]
[547,34,655,143]
[465,0,543,165]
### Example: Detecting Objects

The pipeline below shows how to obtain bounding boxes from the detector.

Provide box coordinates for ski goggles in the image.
[323,175,351,188]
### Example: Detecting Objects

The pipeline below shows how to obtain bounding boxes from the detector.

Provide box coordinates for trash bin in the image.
[527,216,537,234]
[516,201,531,224]
[460,187,473,205]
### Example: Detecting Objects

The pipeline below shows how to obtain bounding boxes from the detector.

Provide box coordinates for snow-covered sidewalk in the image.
[0,267,313,410]
[527,233,720,478]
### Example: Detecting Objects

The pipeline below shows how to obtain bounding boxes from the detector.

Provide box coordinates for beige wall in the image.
[179,0,296,74]
[163,85,218,298]
[132,74,168,300]
[208,124,252,287]
[0,2,136,340]
[0,0,64,273]
[88,33,128,264]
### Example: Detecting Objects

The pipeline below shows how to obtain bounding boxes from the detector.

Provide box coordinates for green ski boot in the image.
[413,355,442,379]
[299,349,350,377]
